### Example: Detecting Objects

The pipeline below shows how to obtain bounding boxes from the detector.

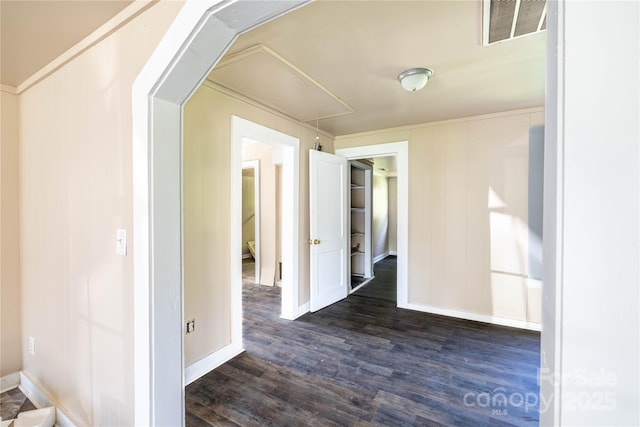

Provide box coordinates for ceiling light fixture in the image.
[398,67,433,92]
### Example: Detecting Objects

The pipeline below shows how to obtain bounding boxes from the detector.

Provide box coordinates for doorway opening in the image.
[241,142,285,289]
[349,156,398,303]
[336,142,409,307]
[242,161,260,285]
[231,116,300,324]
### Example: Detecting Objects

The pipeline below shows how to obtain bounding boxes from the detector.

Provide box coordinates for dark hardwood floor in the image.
[352,255,397,302]
[186,283,540,426]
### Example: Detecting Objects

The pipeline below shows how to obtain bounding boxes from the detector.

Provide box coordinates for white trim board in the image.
[350,277,374,294]
[17,372,76,427]
[1,372,20,393]
[333,107,544,141]
[400,302,541,332]
[373,252,389,264]
[1,84,18,95]
[184,343,243,385]
[15,1,156,94]
[18,373,50,414]
[296,302,310,318]
[201,80,334,140]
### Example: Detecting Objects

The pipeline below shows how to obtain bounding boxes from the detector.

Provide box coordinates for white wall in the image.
[372,173,389,260]
[336,108,543,327]
[542,1,639,425]
[1,90,22,376]
[16,2,183,425]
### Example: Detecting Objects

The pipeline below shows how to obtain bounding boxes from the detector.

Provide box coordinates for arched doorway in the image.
[132,2,309,425]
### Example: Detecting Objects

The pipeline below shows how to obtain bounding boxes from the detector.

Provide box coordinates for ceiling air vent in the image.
[483,0,547,45]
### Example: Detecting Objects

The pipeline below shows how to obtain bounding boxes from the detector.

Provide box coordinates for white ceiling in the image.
[210,0,546,136]
[0,0,133,88]
[2,0,545,137]
[209,44,355,123]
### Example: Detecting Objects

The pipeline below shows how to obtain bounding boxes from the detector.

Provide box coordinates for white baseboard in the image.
[18,372,76,427]
[185,343,244,385]
[388,250,397,256]
[293,302,310,319]
[399,302,542,332]
[19,372,48,409]
[349,276,375,294]
[373,252,389,264]
[1,372,20,393]
[280,301,309,321]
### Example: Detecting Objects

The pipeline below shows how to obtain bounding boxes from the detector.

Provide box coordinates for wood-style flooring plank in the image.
[186,283,540,426]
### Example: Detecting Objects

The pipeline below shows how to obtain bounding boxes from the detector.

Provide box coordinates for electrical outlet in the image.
[186,319,195,334]
[29,336,35,356]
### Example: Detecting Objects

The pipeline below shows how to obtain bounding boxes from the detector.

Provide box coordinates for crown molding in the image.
[1,85,18,95]
[14,0,157,94]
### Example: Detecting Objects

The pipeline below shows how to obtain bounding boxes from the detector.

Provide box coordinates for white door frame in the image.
[232,116,300,322]
[242,160,261,284]
[336,142,408,307]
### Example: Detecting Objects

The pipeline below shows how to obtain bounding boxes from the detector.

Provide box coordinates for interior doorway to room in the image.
[349,155,399,303]
[231,116,300,322]
[241,161,260,284]
[241,143,283,289]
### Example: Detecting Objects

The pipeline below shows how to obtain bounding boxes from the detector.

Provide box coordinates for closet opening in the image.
[348,156,398,303]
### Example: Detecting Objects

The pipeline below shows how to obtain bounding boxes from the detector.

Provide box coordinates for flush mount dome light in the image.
[398,67,433,91]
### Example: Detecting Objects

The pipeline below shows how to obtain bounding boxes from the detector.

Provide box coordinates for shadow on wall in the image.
[487,125,544,324]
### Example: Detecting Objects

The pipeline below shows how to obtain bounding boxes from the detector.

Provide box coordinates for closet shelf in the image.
[349,159,372,286]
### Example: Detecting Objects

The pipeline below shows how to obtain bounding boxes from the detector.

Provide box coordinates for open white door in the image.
[309,149,348,312]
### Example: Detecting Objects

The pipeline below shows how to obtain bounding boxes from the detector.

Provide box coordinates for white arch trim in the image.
[132,1,309,425]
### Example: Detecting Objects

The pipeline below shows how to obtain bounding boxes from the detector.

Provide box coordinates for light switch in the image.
[116,229,127,256]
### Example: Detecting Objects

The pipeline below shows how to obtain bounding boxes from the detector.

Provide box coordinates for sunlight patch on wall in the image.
[488,187,529,321]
